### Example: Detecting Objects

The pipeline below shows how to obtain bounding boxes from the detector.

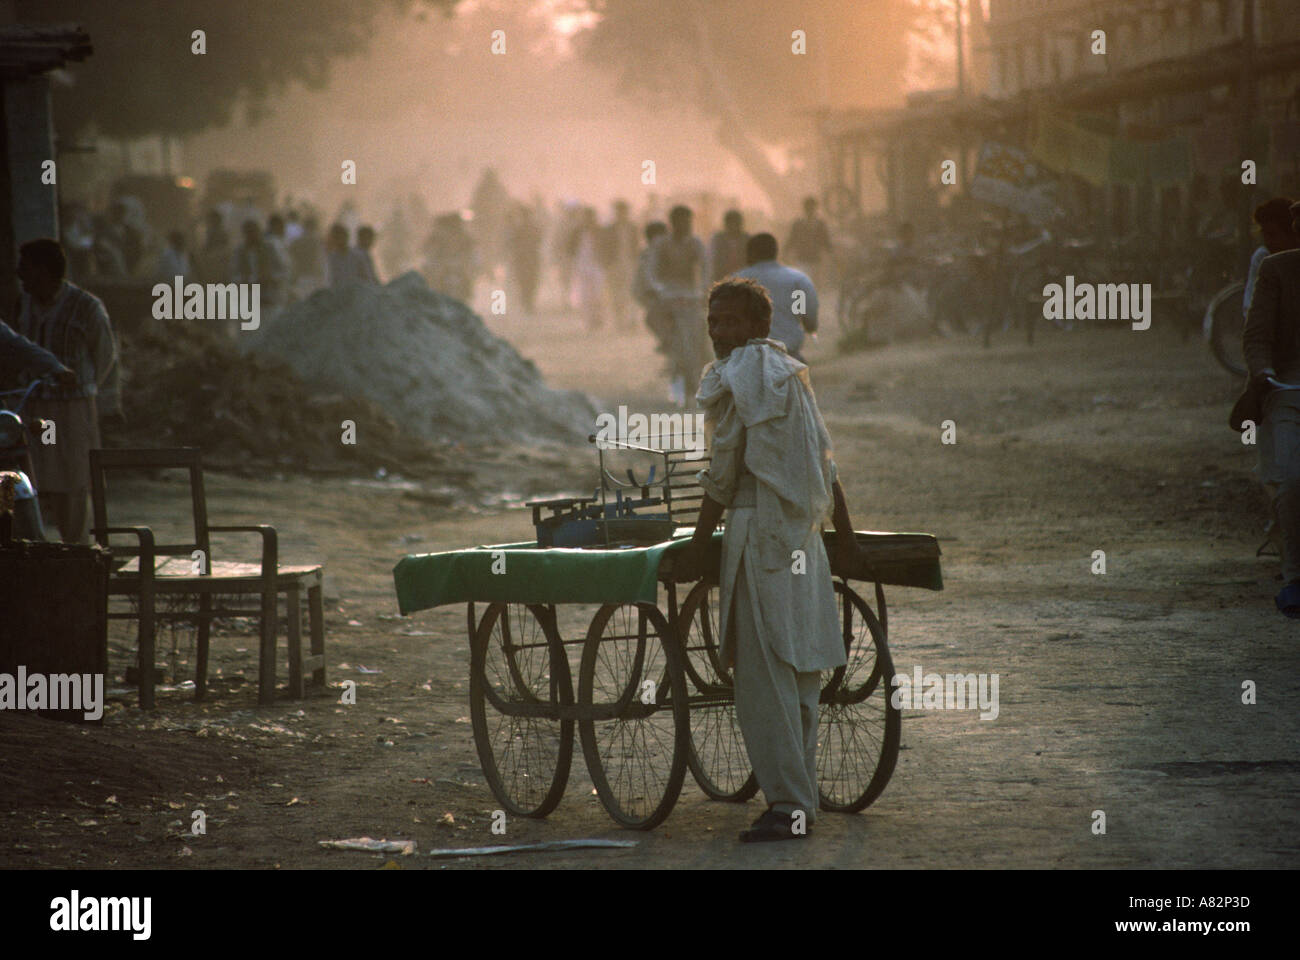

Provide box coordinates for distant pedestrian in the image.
[353,226,381,285]
[647,205,710,405]
[232,219,287,307]
[108,200,144,276]
[198,209,232,284]
[153,231,192,284]
[422,214,477,302]
[569,207,606,330]
[600,200,640,330]
[786,196,833,291]
[508,204,543,313]
[709,209,749,282]
[326,223,362,288]
[90,215,126,279]
[265,214,294,294]
[735,233,818,363]
[633,221,671,356]
[289,215,325,292]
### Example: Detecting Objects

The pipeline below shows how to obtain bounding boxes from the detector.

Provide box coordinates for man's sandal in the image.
[739,809,811,843]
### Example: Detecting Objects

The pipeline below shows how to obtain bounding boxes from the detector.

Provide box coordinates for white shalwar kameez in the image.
[696,338,846,822]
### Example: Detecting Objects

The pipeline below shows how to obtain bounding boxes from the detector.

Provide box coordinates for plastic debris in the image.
[320,837,417,855]
[427,839,638,858]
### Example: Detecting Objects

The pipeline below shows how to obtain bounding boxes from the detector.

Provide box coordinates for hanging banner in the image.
[968,142,1060,223]
[1032,108,1190,185]
[1030,113,1111,186]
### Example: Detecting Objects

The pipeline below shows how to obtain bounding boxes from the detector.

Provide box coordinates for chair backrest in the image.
[89,447,211,563]
[663,449,710,527]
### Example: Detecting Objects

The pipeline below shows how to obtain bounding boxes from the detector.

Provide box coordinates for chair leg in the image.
[195,592,212,701]
[139,585,156,711]
[258,588,277,706]
[308,582,326,687]
[287,582,303,699]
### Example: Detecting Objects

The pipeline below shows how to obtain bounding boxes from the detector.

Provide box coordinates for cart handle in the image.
[588,433,671,456]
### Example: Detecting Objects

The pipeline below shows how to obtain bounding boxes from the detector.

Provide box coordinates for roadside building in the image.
[0,14,92,311]
[818,0,1300,241]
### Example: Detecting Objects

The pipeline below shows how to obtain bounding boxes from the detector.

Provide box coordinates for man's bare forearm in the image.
[1243,264,1280,380]
[831,480,856,548]
[692,493,725,547]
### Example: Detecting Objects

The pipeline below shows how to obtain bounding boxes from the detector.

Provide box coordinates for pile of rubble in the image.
[107,323,460,480]
[241,272,597,446]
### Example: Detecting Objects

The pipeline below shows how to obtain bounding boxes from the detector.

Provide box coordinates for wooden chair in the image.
[89,447,325,709]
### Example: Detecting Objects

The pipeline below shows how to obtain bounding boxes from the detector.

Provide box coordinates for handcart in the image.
[393,439,942,830]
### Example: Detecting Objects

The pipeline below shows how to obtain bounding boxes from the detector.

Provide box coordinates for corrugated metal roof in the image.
[0,23,92,80]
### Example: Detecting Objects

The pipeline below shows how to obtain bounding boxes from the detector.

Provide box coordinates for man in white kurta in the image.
[681,277,867,842]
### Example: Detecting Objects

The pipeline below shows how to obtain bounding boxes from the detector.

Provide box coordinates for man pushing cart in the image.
[675,277,871,842]
[393,286,942,836]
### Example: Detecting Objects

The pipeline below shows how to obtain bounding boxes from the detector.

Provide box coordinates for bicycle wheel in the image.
[578,602,690,829]
[818,581,901,813]
[1205,281,1247,377]
[469,602,574,818]
[677,580,759,802]
[838,287,884,350]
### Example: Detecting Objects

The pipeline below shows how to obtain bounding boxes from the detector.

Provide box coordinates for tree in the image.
[570,0,950,211]
[15,0,460,139]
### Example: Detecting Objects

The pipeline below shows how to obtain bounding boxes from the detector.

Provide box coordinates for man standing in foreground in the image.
[677,277,868,841]
[1243,201,1300,617]
[14,239,121,542]
[735,233,818,363]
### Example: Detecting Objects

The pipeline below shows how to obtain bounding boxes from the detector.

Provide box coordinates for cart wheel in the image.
[818,581,901,813]
[677,580,758,802]
[578,602,689,829]
[470,602,574,818]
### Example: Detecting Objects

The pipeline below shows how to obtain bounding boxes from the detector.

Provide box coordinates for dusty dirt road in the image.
[4,305,1298,870]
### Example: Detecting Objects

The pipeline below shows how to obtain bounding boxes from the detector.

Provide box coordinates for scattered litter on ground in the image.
[320,837,417,855]
[426,839,638,858]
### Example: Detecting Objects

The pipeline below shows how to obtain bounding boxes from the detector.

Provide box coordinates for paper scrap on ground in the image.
[427,838,638,858]
[320,837,417,855]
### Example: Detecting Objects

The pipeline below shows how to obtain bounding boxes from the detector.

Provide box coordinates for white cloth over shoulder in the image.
[695,338,845,672]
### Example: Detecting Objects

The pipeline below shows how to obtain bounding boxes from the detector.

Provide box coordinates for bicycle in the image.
[1204,280,1248,377]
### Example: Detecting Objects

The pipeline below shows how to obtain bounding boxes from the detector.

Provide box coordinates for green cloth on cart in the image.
[392,530,942,615]
[393,532,698,614]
